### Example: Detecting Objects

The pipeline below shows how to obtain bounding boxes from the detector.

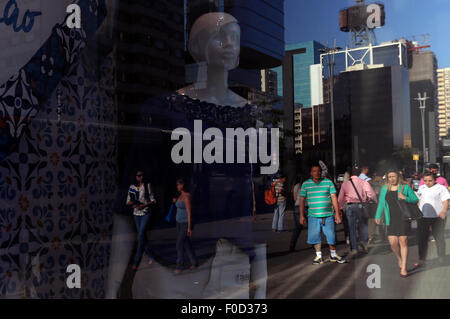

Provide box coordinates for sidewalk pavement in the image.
[123,209,450,299]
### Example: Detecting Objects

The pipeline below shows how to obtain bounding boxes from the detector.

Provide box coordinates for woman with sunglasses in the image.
[126,170,156,270]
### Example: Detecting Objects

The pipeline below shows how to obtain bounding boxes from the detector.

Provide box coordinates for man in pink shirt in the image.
[338,168,378,255]
[419,164,449,188]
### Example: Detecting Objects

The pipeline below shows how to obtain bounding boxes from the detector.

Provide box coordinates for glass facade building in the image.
[273,41,325,108]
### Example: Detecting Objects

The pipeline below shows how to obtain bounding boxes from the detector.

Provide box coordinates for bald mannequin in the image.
[178,12,248,107]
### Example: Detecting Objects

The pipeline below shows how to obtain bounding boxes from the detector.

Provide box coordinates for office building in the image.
[312,41,415,172]
[115,0,186,119]
[437,68,450,138]
[295,104,331,155]
[332,65,411,170]
[273,41,326,107]
[272,41,325,177]
[409,50,438,162]
[261,69,279,96]
[294,104,302,154]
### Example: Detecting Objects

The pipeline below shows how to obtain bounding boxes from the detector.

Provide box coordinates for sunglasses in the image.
[136,174,143,177]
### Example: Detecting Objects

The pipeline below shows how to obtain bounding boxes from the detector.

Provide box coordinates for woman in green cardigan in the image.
[375,169,419,277]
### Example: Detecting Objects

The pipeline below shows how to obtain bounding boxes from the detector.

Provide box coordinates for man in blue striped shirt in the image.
[300,164,346,264]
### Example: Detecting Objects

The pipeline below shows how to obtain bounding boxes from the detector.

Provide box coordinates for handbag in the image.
[349,178,377,219]
[395,185,423,221]
[165,203,176,223]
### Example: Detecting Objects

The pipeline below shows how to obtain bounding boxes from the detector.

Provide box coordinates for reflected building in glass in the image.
[318,41,413,172]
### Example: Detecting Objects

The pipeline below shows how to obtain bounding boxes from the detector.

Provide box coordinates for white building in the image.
[437,68,450,138]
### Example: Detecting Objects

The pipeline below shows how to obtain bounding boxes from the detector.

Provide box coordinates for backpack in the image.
[264,185,277,205]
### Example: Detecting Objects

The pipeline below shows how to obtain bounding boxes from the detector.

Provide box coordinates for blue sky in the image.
[284,0,450,68]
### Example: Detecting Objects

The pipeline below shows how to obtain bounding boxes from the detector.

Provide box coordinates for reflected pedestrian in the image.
[375,169,418,277]
[272,175,287,232]
[359,166,372,182]
[290,176,303,252]
[419,164,448,188]
[415,172,449,268]
[126,170,156,271]
[174,179,198,274]
[338,167,377,256]
[300,164,346,264]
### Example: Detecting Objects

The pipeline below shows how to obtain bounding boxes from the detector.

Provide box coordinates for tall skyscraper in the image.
[116,0,186,123]
[409,50,438,162]
[317,41,412,171]
[437,68,450,138]
[273,41,325,107]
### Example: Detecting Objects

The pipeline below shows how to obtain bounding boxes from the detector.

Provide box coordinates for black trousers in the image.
[417,217,446,260]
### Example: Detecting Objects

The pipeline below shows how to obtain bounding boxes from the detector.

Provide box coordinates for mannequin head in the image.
[188,12,240,71]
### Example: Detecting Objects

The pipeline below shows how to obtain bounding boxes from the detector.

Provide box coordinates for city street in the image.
[263,210,450,299]
[126,209,450,299]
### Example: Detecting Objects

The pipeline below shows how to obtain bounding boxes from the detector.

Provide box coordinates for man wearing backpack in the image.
[272,175,287,232]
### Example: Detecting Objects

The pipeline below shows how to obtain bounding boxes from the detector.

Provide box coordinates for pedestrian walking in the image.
[173,179,198,274]
[299,164,346,264]
[272,175,287,232]
[414,172,449,268]
[290,176,304,252]
[370,174,387,243]
[375,169,419,277]
[359,166,372,182]
[359,165,377,244]
[419,164,448,188]
[338,167,377,256]
[126,170,156,271]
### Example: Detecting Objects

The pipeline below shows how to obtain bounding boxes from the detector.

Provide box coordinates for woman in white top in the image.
[126,170,156,270]
[415,172,449,268]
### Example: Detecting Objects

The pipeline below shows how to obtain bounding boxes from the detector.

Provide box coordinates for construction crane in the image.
[395,33,431,52]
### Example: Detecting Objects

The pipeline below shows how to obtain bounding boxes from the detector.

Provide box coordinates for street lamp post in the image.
[320,41,342,183]
[415,92,429,168]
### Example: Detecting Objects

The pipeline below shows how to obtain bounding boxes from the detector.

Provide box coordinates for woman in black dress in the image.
[375,169,419,277]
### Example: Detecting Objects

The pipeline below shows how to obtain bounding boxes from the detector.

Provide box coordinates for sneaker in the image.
[313,256,324,265]
[330,255,346,264]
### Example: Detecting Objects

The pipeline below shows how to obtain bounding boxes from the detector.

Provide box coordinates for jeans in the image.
[176,222,197,269]
[133,214,153,266]
[272,201,287,231]
[290,206,303,248]
[417,217,446,260]
[346,204,368,251]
